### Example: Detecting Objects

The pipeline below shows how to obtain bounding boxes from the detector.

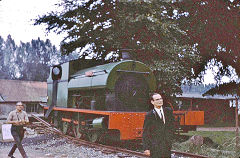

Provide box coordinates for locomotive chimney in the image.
[121,49,132,60]
[91,98,96,110]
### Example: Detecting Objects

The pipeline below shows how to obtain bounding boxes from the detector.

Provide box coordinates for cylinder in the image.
[92,117,104,128]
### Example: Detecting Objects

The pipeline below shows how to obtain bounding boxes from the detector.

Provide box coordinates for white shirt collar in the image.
[154,107,163,116]
[15,109,22,113]
[154,107,165,123]
[154,106,163,113]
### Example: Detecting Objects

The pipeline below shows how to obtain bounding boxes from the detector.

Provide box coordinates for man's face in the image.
[151,94,163,109]
[20,105,24,110]
[16,105,22,111]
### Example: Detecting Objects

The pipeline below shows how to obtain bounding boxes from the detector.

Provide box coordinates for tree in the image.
[0,36,8,79]
[35,0,201,97]
[0,35,61,81]
[4,35,18,79]
[175,0,240,95]
[18,38,61,81]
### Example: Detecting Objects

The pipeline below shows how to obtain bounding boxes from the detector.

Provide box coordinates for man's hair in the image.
[149,93,161,101]
[16,101,24,106]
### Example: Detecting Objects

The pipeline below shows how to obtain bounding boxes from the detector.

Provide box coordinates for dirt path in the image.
[0,134,66,158]
[0,146,48,158]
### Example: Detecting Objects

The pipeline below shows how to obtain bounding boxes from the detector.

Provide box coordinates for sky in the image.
[0,0,63,48]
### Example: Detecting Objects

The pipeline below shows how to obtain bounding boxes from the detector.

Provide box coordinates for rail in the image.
[31,114,211,158]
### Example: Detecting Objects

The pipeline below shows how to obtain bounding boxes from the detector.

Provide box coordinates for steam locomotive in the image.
[44,57,204,142]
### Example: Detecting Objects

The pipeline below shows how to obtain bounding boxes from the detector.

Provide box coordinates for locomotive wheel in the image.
[87,130,100,142]
[62,122,69,135]
[73,124,83,139]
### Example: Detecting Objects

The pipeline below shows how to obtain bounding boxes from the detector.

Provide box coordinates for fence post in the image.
[235,97,239,157]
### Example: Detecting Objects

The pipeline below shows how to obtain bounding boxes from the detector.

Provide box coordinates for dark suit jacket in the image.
[142,107,175,158]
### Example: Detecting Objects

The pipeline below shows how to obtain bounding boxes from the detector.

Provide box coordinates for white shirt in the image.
[7,109,29,122]
[154,107,165,124]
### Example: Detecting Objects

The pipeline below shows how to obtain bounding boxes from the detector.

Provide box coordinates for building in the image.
[0,79,47,119]
[177,84,236,125]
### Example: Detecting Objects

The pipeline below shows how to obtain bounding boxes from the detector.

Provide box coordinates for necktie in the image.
[160,109,165,124]
[158,109,161,119]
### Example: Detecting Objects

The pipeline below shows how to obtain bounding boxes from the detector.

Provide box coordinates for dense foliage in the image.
[175,0,240,95]
[34,0,240,96]
[177,0,239,73]
[35,0,202,98]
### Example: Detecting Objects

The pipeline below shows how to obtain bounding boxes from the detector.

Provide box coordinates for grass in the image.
[172,130,240,158]
[185,131,238,145]
[202,121,236,127]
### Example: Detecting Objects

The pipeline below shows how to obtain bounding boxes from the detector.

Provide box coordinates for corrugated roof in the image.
[176,93,236,100]
[0,95,4,101]
[177,84,236,100]
[0,79,47,102]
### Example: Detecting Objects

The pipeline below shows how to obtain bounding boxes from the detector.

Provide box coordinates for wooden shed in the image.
[0,79,47,119]
[177,85,236,125]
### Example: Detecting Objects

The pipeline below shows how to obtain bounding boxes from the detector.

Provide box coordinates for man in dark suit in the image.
[142,93,175,158]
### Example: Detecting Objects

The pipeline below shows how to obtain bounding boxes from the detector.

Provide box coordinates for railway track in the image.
[30,114,210,158]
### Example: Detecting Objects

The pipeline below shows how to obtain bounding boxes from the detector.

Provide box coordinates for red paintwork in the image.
[173,111,204,126]
[44,107,204,140]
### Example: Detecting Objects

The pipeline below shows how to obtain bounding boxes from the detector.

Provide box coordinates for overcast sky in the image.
[0,0,63,48]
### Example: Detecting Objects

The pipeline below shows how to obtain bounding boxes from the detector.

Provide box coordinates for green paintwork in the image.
[68,60,157,91]
[47,60,157,107]
[47,62,70,107]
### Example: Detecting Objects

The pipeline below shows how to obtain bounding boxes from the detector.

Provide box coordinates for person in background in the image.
[142,93,175,158]
[6,102,29,158]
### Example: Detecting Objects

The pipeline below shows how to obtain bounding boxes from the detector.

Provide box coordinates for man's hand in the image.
[144,150,150,156]
[22,121,29,125]
[13,121,21,125]
[19,120,29,125]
